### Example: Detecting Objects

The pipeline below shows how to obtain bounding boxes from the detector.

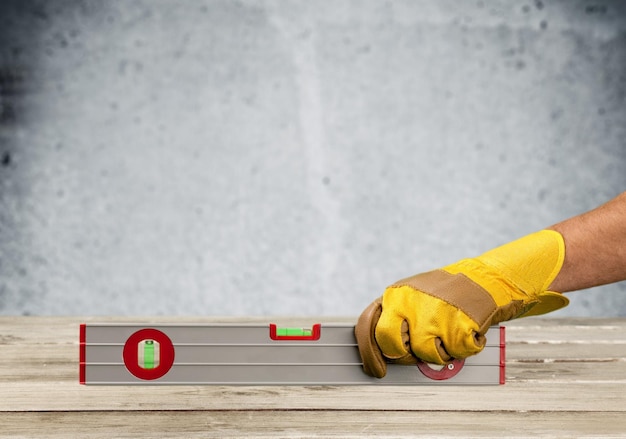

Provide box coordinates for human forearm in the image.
[548,191,626,292]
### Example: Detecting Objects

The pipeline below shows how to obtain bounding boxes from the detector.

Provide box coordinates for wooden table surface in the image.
[1,316,625,438]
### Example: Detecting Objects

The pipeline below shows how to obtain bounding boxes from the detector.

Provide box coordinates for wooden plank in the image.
[2,381,625,412]
[3,410,626,438]
[507,343,626,360]
[505,322,626,342]
[508,360,626,382]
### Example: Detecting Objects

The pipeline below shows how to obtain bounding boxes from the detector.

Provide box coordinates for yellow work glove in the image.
[355,229,568,378]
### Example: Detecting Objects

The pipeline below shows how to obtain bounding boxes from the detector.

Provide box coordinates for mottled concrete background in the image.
[0,0,624,317]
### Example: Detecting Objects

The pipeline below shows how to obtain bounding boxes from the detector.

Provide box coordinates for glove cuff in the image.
[444,230,566,305]
[475,229,566,296]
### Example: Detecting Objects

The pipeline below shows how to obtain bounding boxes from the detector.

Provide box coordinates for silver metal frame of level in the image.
[80,323,505,385]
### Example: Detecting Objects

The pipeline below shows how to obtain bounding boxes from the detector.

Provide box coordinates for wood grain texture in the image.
[3,411,626,438]
[1,316,625,438]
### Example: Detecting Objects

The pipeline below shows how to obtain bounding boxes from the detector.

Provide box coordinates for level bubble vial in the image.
[137,339,160,369]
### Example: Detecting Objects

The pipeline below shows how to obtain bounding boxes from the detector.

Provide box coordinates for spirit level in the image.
[79,323,505,385]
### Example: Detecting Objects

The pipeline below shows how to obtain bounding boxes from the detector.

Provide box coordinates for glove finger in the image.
[408,333,449,365]
[375,307,412,360]
[442,331,486,360]
[406,309,485,364]
[435,316,487,360]
[409,332,482,365]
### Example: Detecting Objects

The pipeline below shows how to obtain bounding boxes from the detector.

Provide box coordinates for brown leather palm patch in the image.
[391,270,498,332]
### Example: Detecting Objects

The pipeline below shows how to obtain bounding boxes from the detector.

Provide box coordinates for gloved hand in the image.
[355,229,568,378]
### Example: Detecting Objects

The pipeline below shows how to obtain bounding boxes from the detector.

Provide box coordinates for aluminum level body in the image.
[80,322,505,385]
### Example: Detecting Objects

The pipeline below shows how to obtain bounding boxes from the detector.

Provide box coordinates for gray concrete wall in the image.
[0,0,625,317]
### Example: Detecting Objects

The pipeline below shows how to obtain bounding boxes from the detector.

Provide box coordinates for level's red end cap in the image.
[79,324,86,385]
[499,325,506,385]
